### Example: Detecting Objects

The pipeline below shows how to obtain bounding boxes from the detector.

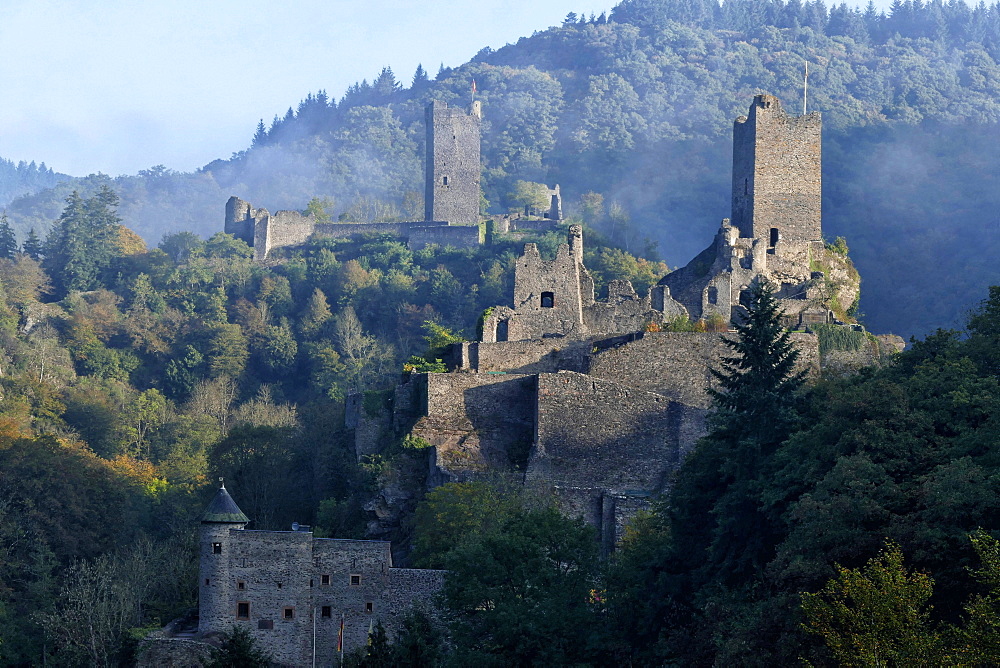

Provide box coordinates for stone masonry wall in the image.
[586,331,820,409]
[527,371,685,492]
[412,372,536,482]
[425,100,481,226]
[201,530,441,667]
[732,94,821,249]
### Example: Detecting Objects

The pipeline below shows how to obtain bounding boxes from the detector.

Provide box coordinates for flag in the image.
[471,79,477,95]
[337,613,344,653]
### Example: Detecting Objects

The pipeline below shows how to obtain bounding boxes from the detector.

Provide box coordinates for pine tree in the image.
[707,278,806,459]
[251,119,267,148]
[0,213,18,260]
[412,63,428,88]
[22,228,42,260]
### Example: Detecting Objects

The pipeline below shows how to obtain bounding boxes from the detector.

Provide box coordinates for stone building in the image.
[661,94,856,327]
[425,100,482,226]
[196,483,442,666]
[479,225,687,342]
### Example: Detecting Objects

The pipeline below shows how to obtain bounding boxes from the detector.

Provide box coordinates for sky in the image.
[0,0,898,178]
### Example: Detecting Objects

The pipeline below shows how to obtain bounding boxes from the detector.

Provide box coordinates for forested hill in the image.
[9,0,1000,337]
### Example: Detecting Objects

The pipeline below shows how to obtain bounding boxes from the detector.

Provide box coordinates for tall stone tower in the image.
[198,482,249,634]
[425,100,482,225]
[730,94,822,252]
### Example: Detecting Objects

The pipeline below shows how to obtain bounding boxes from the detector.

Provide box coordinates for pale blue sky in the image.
[0,0,897,177]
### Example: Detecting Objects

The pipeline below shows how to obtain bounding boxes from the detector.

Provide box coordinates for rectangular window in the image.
[212,543,222,554]
[365,602,373,614]
[237,580,245,591]
[205,578,210,586]
[322,606,332,618]
[236,602,250,620]
[321,574,330,586]
[258,619,273,630]
[350,574,361,586]
[283,607,294,620]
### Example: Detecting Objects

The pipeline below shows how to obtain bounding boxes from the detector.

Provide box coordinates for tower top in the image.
[200,482,250,524]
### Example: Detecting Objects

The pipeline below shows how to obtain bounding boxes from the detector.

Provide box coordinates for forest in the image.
[3,0,1000,665]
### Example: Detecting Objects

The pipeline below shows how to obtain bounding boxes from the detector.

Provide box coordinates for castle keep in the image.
[425,100,482,225]
[196,484,442,666]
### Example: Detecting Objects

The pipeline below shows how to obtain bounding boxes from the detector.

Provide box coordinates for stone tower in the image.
[425,100,482,225]
[730,94,821,252]
[198,481,249,634]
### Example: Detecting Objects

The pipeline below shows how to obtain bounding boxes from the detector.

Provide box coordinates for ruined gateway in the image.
[352,95,899,553]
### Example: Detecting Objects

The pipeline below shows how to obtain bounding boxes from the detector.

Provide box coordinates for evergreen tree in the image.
[204,625,271,667]
[44,186,123,297]
[251,119,267,148]
[0,213,17,260]
[411,63,428,88]
[21,228,42,260]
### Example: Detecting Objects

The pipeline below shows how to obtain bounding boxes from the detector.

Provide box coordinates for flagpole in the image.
[339,612,345,665]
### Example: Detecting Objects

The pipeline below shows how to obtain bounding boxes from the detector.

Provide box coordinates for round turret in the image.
[198,481,249,634]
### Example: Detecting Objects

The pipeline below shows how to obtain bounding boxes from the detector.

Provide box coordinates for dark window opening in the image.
[769,228,779,247]
[205,578,210,586]
[496,319,509,342]
[321,574,330,586]
[259,619,273,630]
[540,292,555,308]
[283,607,294,620]
[322,606,332,618]
[237,581,245,591]
[366,602,374,613]
[350,574,362,586]
[237,602,250,620]
[707,287,718,305]
[212,542,222,554]
[309,579,314,587]
[277,582,282,589]
[442,176,449,186]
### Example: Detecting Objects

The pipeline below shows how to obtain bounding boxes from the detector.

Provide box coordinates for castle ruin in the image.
[225,100,562,260]
[351,95,894,552]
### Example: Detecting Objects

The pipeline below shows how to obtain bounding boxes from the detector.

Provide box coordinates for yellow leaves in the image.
[107,455,168,498]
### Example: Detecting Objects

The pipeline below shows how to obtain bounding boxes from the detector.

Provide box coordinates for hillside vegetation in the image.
[7,0,1000,337]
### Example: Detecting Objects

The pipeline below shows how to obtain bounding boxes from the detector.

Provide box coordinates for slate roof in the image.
[201,483,250,524]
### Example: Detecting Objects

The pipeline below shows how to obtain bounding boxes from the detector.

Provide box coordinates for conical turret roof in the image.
[201,481,250,524]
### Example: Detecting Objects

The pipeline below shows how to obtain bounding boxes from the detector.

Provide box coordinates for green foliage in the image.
[825,236,850,257]
[204,625,272,668]
[801,541,945,665]
[441,504,604,666]
[811,322,870,356]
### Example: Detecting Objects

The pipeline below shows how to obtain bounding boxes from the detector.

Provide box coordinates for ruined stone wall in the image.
[425,100,481,226]
[408,224,481,249]
[412,372,536,482]
[527,372,685,492]
[586,331,820,409]
[732,94,821,250]
[457,338,595,374]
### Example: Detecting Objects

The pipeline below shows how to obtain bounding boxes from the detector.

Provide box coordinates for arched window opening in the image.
[496,319,509,342]
[707,286,718,305]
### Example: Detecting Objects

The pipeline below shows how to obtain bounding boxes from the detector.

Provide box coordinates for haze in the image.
[0,0,900,177]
